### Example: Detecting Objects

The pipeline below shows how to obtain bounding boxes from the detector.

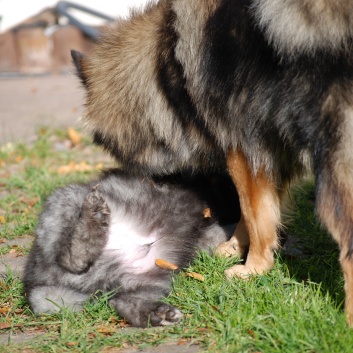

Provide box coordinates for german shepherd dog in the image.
[71,0,353,325]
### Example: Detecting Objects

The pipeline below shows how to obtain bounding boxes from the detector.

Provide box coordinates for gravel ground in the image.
[0,74,84,145]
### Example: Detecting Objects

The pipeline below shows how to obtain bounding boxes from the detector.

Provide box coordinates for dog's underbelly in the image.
[104,220,159,273]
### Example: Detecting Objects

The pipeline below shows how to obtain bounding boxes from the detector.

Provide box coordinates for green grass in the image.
[1,130,352,352]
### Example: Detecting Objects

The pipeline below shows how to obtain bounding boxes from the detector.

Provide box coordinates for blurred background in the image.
[0,0,151,144]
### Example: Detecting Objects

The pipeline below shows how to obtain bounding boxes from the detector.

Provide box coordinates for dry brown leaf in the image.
[57,161,75,174]
[0,282,8,290]
[76,161,93,172]
[212,305,220,312]
[0,239,6,244]
[0,307,9,315]
[21,197,39,208]
[155,259,178,270]
[0,322,10,330]
[96,325,115,335]
[67,128,81,146]
[184,272,205,281]
[197,327,209,332]
[247,329,256,338]
[57,161,95,174]
[177,339,189,346]
[14,309,25,315]
[109,316,118,323]
[15,156,24,163]
[66,341,79,347]
[38,128,47,136]
[203,208,212,218]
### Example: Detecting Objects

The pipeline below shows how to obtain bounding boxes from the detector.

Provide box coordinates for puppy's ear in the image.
[71,50,88,87]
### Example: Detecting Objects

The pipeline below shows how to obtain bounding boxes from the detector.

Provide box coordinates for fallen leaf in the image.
[0,322,10,330]
[57,161,97,174]
[109,316,126,326]
[0,282,8,290]
[15,156,24,163]
[0,307,9,315]
[96,325,115,335]
[0,239,6,244]
[212,305,220,312]
[77,161,94,172]
[38,128,48,136]
[177,339,189,346]
[247,329,256,338]
[20,197,39,208]
[203,208,212,218]
[184,272,205,281]
[14,309,25,315]
[57,161,75,174]
[155,259,178,270]
[66,341,79,347]
[67,128,81,146]
[0,216,6,224]
[197,327,209,332]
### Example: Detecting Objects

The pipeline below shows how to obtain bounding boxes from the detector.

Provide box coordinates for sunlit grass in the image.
[1,130,352,352]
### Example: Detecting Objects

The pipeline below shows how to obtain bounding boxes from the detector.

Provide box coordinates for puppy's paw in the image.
[149,303,183,326]
[83,189,110,225]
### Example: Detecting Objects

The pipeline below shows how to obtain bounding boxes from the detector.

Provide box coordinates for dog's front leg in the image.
[220,149,281,278]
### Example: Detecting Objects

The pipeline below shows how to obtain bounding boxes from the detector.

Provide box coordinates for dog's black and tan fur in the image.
[72,0,353,325]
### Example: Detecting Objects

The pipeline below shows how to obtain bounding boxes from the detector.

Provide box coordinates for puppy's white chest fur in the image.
[105,219,159,273]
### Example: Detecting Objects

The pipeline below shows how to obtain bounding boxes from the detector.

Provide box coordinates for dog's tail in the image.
[251,0,353,57]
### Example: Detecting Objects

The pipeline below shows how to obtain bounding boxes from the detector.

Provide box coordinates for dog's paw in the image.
[224,264,255,279]
[215,239,243,258]
[224,261,273,280]
[149,304,183,326]
[84,189,110,225]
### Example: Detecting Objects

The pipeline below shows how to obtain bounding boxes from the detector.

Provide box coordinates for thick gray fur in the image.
[24,170,228,327]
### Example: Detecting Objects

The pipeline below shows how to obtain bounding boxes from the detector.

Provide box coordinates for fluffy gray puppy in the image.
[24,170,227,327]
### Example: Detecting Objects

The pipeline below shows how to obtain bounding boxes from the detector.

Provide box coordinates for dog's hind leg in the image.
[220,149,281,278]
[316,168,353,326]
[341,248,353,326]
[315,101,353,325]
